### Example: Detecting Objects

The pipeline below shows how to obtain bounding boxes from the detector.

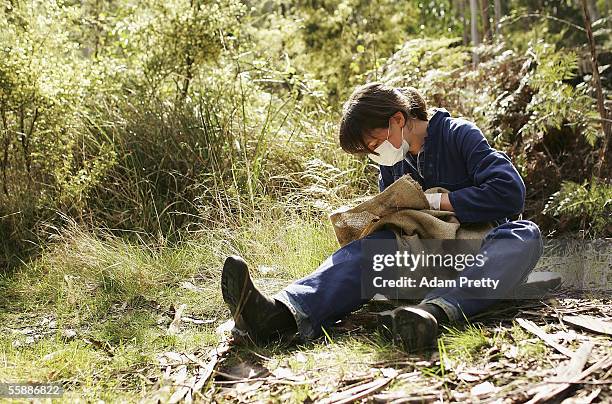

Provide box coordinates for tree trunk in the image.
[493,0,502,40]
[1,110,9,195]
[470,0,480,67]
[587,0,600,22]
[459,0,469,46]
[479,0,492,42]
[580,0,610,178]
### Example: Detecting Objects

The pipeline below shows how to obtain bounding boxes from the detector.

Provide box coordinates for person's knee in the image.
[488,220,541,241]
[515,220,541,241]
[502,220,543,263]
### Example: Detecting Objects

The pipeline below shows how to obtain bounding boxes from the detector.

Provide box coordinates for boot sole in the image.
[221,256,251,322]
[221,256,292,343]
[377,307,438,352]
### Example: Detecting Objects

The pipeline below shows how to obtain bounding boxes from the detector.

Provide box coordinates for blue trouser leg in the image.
[273,229,397,340]
[274,220,543,340]
[422,220,543,321]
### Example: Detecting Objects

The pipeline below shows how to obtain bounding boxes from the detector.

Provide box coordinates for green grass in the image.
[0,211,337,401]
[439,323,491,364]
[507,324,548,361]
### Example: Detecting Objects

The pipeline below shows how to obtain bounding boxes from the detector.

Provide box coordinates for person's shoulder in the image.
[430,108,482,142]
[447,115,480,133]
[429,108,477,132]
[443,113,490,151]
[427,107,450,124]
[448,115,486,141]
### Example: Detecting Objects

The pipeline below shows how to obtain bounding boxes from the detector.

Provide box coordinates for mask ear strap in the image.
[405,115,414,134]
[388,112,407,140]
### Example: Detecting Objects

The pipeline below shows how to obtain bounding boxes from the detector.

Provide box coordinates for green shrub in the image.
[519,41,600,146]
[543,178,612,237]
[0,2,116,209]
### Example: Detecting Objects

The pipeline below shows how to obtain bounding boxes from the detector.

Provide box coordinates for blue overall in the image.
[273,108,543,340]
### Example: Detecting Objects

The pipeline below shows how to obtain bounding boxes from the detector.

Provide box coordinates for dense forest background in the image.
[1,0,611,267]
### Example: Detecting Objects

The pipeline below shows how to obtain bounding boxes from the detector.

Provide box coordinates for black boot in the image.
[221,255,297,343]
[376,303,448,352]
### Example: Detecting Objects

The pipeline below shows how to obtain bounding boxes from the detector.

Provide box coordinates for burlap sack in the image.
[329,174,493,248]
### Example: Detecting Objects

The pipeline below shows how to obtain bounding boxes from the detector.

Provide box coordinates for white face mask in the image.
[368,120,409,166]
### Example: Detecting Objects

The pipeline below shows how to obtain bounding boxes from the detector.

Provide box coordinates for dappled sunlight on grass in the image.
[0,212,342,399]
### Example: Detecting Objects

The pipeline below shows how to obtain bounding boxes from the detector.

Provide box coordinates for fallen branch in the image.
[534,380,611,385]
[167,337,232,403]
[526,351,611,404]
[321,375,396,404]
[373,392,438,403]
[563,315,612,336]
[167,303,187,336]
[516,318,575,357]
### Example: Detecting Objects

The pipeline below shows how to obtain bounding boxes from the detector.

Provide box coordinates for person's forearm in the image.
[447,178,525,223]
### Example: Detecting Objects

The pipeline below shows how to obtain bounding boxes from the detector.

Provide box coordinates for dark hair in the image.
[339,82,429,155]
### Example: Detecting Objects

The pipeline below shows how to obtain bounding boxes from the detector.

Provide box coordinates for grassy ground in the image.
[0,211,336,401]
[0,213,610,402]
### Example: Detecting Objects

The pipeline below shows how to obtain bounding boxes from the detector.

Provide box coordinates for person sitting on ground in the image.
[220,82,543,351]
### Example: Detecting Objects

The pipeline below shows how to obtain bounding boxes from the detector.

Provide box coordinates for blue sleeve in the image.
[378,165,394,192]
[447,123,526,223]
